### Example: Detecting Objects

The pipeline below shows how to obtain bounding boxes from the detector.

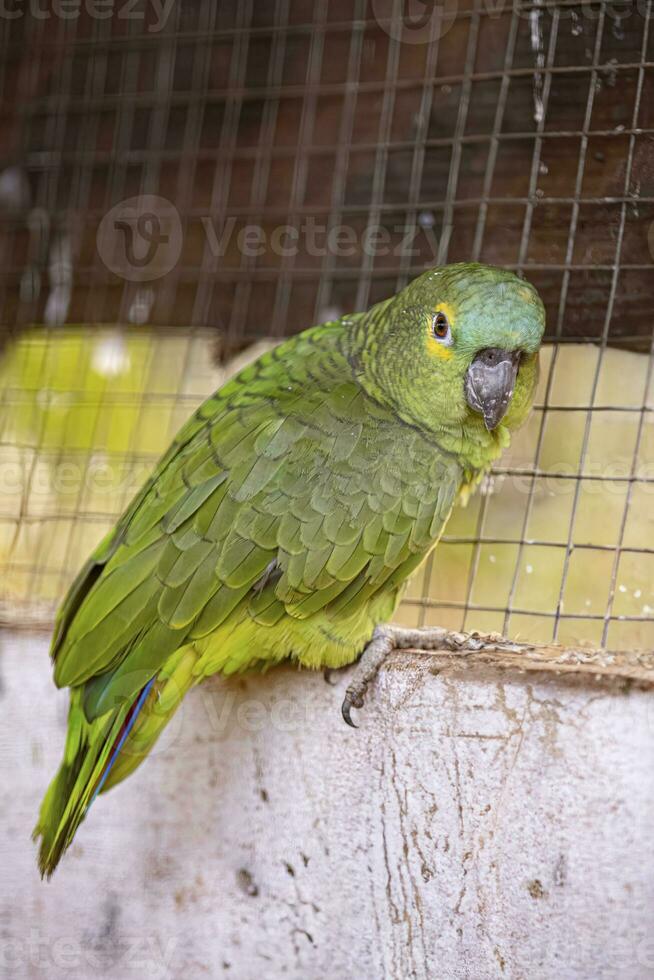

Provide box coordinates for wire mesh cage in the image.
[0,0,652,649]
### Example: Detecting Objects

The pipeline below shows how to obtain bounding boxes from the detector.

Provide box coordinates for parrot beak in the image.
[464,348,521,431]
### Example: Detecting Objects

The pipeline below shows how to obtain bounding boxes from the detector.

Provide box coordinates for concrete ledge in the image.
[2,629,654,979]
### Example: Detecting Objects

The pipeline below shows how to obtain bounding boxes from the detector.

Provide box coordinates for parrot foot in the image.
[341,625,457,728]
[341,625,401,728]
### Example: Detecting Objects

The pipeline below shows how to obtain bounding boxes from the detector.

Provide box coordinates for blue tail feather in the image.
[89,677,156,806]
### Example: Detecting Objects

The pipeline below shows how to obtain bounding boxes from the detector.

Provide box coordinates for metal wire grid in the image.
[0,1,652,647]
[0,329,226,614]
[2,2,653,339]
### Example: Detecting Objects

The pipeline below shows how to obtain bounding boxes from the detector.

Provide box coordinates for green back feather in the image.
[35,262,545,875]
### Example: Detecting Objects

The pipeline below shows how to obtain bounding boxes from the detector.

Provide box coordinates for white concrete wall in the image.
[1,629,654,980]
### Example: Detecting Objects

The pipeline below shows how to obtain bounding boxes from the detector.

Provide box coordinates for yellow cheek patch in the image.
[426,301,456,359]
[426,335,453,359]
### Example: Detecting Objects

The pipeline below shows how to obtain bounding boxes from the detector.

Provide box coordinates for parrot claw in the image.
[339,625,398,729]
[341,692,364,728]
[339,625,453,728]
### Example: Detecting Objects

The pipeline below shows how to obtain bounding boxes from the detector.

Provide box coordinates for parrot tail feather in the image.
[88,677,155,805]
[34,645,198,877]
[33,679,155,878]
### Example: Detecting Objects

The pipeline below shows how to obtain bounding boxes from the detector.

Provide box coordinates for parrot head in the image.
[357,262,545,442]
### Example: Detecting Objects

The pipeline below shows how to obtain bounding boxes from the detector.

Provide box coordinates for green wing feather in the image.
[35,321,462,875]
[35,263,545,875]
[53,356,457,701]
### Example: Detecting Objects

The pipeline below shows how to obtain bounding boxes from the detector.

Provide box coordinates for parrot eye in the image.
[431,311,452,345]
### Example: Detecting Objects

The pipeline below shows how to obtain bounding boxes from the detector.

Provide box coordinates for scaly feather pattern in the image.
[35,263,545,875]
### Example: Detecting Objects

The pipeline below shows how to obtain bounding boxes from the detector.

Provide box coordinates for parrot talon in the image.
[339,626,458,727]
[339,625,398,729]
[341,692,364,728]
[323,667,338,686]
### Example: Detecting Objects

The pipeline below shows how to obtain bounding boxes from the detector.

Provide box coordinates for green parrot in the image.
[34,262,545,876]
